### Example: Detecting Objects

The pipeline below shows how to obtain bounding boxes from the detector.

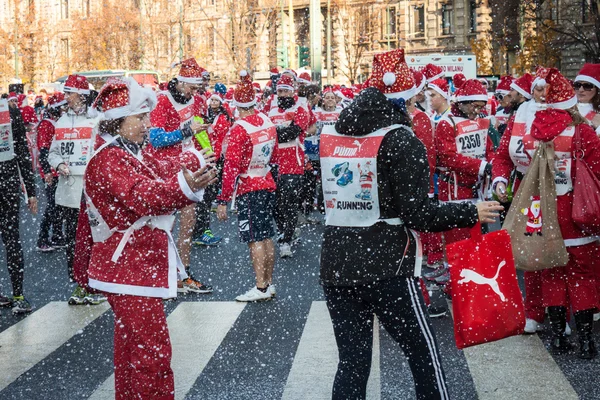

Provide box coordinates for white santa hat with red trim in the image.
[545,68,577,110]
[510,73,533,99]
[91,77,157,120]
[276,74,295,92]
[175,58,205,85]
[64,75,90,95]
[234,70,257,108]
[575,63,600,90]
[367,49,416,100]
[454,79,488,102]
[428,78,450,100]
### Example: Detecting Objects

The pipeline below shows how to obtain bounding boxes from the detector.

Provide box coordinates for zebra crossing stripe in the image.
[88,301,246,400]
[0,301,110,391]
[281,301,381,400]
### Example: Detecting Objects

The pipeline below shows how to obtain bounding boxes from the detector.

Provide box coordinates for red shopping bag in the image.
[448,223,525,349]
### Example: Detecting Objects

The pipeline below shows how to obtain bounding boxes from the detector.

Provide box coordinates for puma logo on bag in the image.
[458,260,507,302]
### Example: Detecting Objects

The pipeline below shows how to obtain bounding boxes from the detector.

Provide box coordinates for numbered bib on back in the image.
[0,99,15,162]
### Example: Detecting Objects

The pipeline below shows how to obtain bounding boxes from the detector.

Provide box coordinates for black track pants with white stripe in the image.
[324,277,449,400]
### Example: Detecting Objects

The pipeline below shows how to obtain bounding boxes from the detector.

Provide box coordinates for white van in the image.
[406,54,478,79]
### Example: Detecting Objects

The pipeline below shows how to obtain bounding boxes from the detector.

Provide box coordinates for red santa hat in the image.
[367,49,416,100]
[575,63,600,90]
[7,92,18,102]
[48,92,67,108]
[17,94,28,107]
[495,75,515,95]
[452,73,467,91]
[532,67,550,91]
[234,70,256,108]
[340,88,355,101]
[454,79,488,102]
[422,63,444,83]
[270,68,280,77]
[208,93,223,104]
[252,82,261,92]
[297,72,311,85]
[510,73,533,99]
[428,78,449,100]
[412,70,426,94]
[64,74,90,95]
[175,58,204,85]
[322,87,334,95]
[91,77,157,120]
[225,88,235,102]
[282,69,297,80]
[276,74,295,92]
[545,68,577,110]
[265,80,273,88]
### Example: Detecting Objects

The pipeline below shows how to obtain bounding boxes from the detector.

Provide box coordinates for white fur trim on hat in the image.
[427,71,444,83]
[415,78,426,94]
[548,95,578,110]
[429,83,449,100]
[234,98,257,108]
[455,94,488,102]
[208,94,223,104]
[64,86,90,95]
[297,77,310,85]
[531,78,547,91]
[177,76,204,84]
[510,82,532,99]
[575,75,600,90]
[276,83,295,92]
[102,77,158,120]
[7,94,17,101]
[495,89,510,95]
[384,86,416,100]
[383,72,396,86]
[49,100,67,108]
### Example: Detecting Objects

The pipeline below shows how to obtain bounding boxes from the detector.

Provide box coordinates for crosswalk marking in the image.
[282,301,381,400]
[0,301,110,391]
[88,301,246,400]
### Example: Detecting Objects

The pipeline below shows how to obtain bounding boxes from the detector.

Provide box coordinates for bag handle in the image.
[574,124,585,161]
[470,221,483,242]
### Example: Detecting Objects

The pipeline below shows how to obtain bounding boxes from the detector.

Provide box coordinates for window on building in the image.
[61,38,70,61]
[441,3,454,35]
[383,6,396,40]
[549,0,559,21]
[83,0,90,17]
[469,0,477,33]
[413,5,425,38]
[61,0,68,19]
[582,0,592,23]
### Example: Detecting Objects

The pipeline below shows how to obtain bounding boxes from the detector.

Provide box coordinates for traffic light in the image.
[277,47,288,69]
[298,45,310,68]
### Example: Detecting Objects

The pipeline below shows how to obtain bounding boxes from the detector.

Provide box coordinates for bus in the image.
[54,70,161,91]
[406,54,478,79]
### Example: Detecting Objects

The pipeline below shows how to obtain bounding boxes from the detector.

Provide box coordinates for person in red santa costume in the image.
[267,73,310,258]
[216,71,279,302]
[574,63,600,135]
[36,92,67,252]
[147,58,213,294]
[493,75,515,135]
[427,77,451,127]
[84,77,217,399]
[493,70,553,334]
[516,69,600,358]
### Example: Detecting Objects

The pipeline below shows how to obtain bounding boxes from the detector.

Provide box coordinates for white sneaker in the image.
[594,313,600,322]
[280,243,292,258]
[235,287,272,302]
[269,284,276,298]
[565,322,572,336]
[524,318,540,334]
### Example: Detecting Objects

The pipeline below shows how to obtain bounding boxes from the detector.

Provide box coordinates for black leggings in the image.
[324,277,449,400]
[274,174,302,244]
[37,177,63,246]
[0,187,25,297]
[301,160,322,215]
[193,169,221,237]
[59,206,79,280]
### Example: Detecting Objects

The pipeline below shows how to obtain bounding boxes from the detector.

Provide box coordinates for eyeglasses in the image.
[573,82,596,91]
[494,93,504,101]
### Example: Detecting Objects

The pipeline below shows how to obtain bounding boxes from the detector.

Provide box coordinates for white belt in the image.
[112,215,175,262]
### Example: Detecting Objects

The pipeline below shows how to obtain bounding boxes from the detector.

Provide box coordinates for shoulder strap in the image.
[574,124,584,160]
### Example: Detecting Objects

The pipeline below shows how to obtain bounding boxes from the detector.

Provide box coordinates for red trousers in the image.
[107,294,174,400]
[542,242,600,313]
[523,271,545,323]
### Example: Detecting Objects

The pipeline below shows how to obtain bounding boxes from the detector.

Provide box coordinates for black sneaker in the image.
[0,295,12,307]
[12,296,33,314]
[427,305,448,318]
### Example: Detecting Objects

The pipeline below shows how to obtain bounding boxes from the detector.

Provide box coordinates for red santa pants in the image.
[421,232,444,264]
[541,242,600,313]
[107,294,174,400]
[523,271,545,323]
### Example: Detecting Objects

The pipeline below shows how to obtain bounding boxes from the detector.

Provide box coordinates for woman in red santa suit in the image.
[147,58,213,294]
[519,69,600,359]
[85,77,217,399]
[574,63,600,135]
[493,75,516,135]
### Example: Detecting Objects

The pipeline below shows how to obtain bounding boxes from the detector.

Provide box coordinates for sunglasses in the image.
[494,93,504,101]
[573,82,596,91]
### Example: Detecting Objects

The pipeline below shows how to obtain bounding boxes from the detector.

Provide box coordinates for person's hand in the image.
[28,197,38,215]
[182,166,217,192]
[494,182,508,203]
[58,164,70,176]
[217,204,228,221]
[44,173,54,185]
[191,120,209,134]
[476,201,504,223]
[199,148,217,166]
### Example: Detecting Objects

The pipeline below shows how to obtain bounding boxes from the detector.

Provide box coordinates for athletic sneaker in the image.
[269,284,276,298]
[236,287,272,302]
[68,285,87,305]
[182,277,213,294]
[423,265,448,281]
[177,280,188,294]
[36,243,55,252]
[279,243,292,258]
[12,296,32,314]
[433,271,450,285]
[193,230,222,246]
[84,292,107,305]
[524,318,543,334]
[0,295,12,307]
[427,305,447,318]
